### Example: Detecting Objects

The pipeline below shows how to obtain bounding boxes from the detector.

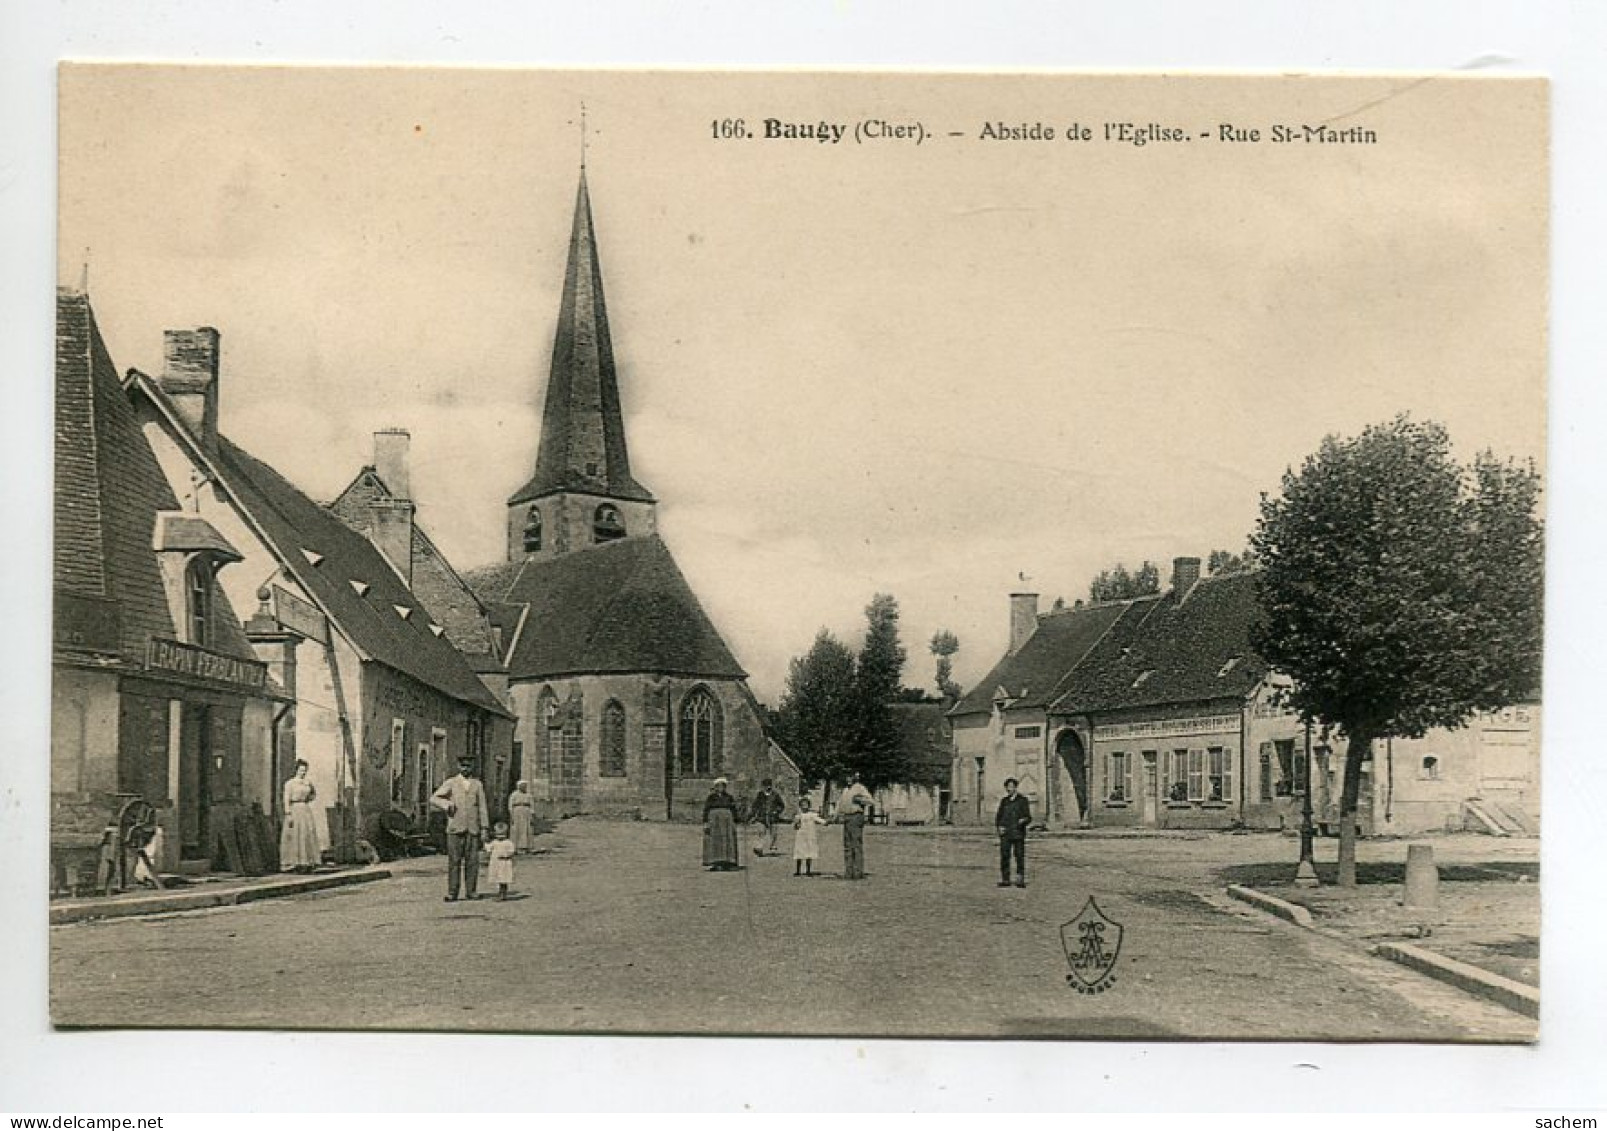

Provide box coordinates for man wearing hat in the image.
[995,777,1032,888]
[431,754,490,901]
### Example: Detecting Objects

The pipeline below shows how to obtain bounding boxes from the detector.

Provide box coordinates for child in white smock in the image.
[486,821,516,900]
[792,797,827,877]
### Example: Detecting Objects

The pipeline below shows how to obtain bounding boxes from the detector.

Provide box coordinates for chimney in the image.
[1172,556,1201,601]
[368,498,415,586]
[373,428,412,500]
[159,328,220,445]
[1008,592,1039,656]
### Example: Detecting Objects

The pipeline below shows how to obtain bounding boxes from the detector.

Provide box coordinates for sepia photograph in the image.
[47,64,1548,1044]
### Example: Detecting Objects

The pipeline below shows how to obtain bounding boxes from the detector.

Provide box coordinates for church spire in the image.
[511,169,654,510]
[507,167,657,562]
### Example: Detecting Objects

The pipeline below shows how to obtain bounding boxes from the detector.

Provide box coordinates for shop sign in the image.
[147,637,268,691]
[1093,713,1238,741]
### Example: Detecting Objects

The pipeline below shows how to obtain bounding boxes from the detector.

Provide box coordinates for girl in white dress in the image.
[486,821,516,900]
[792,797,827,877]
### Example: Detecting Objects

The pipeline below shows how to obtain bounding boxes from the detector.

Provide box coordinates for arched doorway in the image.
[1055,730,1089,826]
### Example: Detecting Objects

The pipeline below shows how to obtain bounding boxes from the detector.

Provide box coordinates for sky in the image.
[57,66,1549,703]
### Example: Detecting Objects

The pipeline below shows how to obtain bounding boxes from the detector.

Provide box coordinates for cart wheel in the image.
[118,798,159,852]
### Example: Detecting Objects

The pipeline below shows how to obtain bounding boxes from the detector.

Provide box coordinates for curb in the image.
[50,868,392,925]
[1226,883,1315,928]
[1372,941,1540,1019]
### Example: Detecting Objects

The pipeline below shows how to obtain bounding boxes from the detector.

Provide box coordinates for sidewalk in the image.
[1218,842,1539,1008]
[50,863,392,925]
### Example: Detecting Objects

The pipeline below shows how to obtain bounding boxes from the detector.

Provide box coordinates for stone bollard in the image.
[1403,843,1438,910]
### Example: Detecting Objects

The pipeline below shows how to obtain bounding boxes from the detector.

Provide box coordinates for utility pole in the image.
[1294,718,1319,887]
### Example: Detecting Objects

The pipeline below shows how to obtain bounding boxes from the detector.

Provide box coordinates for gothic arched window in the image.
[593,503,626,544]
[185,557,213,646]
[601,700,627,777]
[522,506,543,553]
[537,686,560,779]
[676,687,722,777]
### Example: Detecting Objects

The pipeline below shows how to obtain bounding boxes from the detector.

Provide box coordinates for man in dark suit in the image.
[995,777,1032,888]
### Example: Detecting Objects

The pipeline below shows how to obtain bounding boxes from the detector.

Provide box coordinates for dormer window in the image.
[593,503,626,543]
[522,506,542,553]
[186,557,213,646]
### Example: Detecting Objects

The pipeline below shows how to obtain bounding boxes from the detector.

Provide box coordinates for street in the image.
[51,822,1535,1040]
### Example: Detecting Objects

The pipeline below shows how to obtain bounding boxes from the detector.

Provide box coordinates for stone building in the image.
[950,558,1540,835]
[52,289,286,880]
[124,324,513,858]
[468,171,797,818]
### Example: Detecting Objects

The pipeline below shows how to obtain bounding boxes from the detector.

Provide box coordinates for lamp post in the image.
[1294,718,1320,887]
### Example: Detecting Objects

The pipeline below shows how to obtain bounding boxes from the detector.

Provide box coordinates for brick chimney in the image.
[1008,592,1039,656]
[373,428,412,500]
[1172,556,1201,601]
[158,328,220,446]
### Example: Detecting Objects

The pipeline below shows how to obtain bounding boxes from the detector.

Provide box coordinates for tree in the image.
[1088,560,1161,602]
[1250,417,1543,886]
[929,628,961,702]
[772,630,858,791]
[851,593,914,789]
[1207,547,1256,576]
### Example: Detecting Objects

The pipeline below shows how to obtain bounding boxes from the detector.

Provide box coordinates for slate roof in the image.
[55,291,261,670]
[55,290,179,661]
[125,374,509,717]
[1050,572,1269,715]
[948,599,1136,717]
[471,535,747,681]
[328,466,504,666]
[509,171,654,507]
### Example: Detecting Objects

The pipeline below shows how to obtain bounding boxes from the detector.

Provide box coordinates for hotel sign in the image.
[1093,714,1239,742]
[147,638,268,692]
[272,584,329,645]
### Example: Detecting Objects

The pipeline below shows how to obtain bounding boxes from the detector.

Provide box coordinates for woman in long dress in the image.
[507,780,537,853]
[702,778,739,871]
[280,760,321,873]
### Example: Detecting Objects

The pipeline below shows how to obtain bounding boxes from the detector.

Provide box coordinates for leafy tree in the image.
[1251,417,1543,886]
[772,630,858,790]
[929,628,961,702]
[1088,560,1161,602]
[1207,547,1256,576]
[851,593,913,789]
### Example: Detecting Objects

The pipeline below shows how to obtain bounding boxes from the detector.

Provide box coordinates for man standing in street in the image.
[834,773,875,880]
[432,754,490,902]
[995,777,1032,888]
[747,778,787,856]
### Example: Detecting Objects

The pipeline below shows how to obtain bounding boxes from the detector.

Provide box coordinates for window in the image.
[1258,743,1273,802]
[1294,748,1310,795]
[1013,725,1042,739]
[1274,739,1296,796]
[601,700,627,777]
[1106,751,1129,803]
[539,687,560,778]
[414,742,432,817]
[390,719,406,804]
[1169,749,1189,802]
[677,688,722,777]
[522,506,542,553]
[1207,746,1232,803]
[1187,748,1205,802]
[432,728,449,782]
[1421,755,1440,780]
[185,558,212,646]
[594,503,626,543]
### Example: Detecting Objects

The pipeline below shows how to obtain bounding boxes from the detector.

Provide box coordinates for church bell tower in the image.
[507,170,657,563]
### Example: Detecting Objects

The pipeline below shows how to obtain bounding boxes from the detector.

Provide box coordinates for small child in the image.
[792,797,827,877]
[486,821,516,900]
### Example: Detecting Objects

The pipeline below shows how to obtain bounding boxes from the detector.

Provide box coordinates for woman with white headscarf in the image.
[702,778,740,871]
[507,779,537,853]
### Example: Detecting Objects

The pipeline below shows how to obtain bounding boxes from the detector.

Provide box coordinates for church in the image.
[469,170,798,820]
